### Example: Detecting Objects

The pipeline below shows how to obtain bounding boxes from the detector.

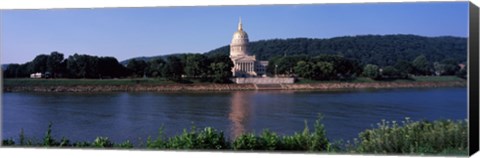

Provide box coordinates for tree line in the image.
[3,52,234,83]
[206,35,467,67]
[267,54,466,81]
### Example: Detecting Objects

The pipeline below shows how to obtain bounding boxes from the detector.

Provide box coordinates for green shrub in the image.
[43,122,58,147]
[74,141,91,147]
[92,137,113,148]
[258,130,280,150]
[116,140,134,149]
[355,118,468,155]
[2,138,15,146]
[232,133,259,150]
[146,127,167,149]
[279,119,331,152]
[166,128,198,149]
[196,127,228,149]
[59,137,71,147]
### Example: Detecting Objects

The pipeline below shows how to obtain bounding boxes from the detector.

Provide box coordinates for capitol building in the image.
[230,18,268,77]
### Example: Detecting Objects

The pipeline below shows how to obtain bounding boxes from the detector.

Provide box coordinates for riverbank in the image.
[2,77,466,92]
[2,118,467,156]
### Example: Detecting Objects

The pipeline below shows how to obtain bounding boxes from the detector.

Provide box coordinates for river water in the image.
[2,88,467,145]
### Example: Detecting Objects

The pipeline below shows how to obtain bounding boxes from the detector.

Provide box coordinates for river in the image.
[2,88,467,145]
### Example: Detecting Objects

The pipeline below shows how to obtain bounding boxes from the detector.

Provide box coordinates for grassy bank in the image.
[2,76,464,86]
[296,76,465,84]
[2,76,466,92]
[2,78,175,86]
[2,118,467,156]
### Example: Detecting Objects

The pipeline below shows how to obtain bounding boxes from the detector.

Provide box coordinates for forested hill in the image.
[205,34,467,66]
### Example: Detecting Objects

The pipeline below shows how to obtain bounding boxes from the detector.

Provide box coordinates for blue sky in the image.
[0,2,469,64]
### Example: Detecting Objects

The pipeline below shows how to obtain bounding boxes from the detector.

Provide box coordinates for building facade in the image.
[230,18,268,77]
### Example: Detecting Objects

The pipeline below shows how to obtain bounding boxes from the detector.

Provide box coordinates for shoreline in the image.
[2,80,466,92]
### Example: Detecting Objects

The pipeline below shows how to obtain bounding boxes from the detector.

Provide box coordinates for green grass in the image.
[3,76,464,87]
[410,76,465,82]
[2,78,175,86]
[353,118,468,155]
[1,117,467,156]
[296,76,464,84]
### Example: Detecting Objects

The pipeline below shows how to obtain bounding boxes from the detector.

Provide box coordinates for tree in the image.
[362,64,380,79]
[162,56,184,82]
[146,58,166,78]
[412,55,431,76]
[32,54,49,73]
[127,59,148,78]
[381,66,400,79]
[312,61,334,80]
[433,58,460,76]
[46,52,64,78]
[98,57,125,78]
[394,60,413,78]
[209,62,233,83]
[294,61,314,79]
[66,54,100,78]
[4,64,20,78]
[184,54,209,79]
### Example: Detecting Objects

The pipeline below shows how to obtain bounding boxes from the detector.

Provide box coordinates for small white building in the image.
[30,72,43,79]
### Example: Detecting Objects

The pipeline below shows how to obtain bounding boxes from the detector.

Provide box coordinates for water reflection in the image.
[228,91,253,138]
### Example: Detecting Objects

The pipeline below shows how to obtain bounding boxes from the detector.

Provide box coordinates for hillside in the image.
[205,34,467,66]
[120,34,466,67]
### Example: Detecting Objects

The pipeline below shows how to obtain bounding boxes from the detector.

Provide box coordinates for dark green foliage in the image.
[412,55,432,75]
[92,137,114,148]
[294,61,314,79]
[32,54,49,73]
[434,58,461,76]
[46,52,64,78]
[184,54,210,79]
[73,141,91,147]
[59,137,71,147]
[97,57,127,78]
[355,118,468,155]
[165,127,228,150]
[195,127,228,149]
[362,64,380,79]
[43,122,56,147]
[162,56,184,82]
[279,120,330,151]
[394,60,413,78]
[381,66,401,79]
[146,58,167,78]
[232,133,259,150]
[127,59,148,77]
[146,127,167,149]
[116,140,134,149]
[206,35,467,67]
[4,118,467,155]
[209,62,233,83]
[2,138,15,146]
[312,61,334,80]
[276,54,360,80]
[259,130,280,150]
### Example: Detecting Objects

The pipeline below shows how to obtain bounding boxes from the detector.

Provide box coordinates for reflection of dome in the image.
[230,18,249,57]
